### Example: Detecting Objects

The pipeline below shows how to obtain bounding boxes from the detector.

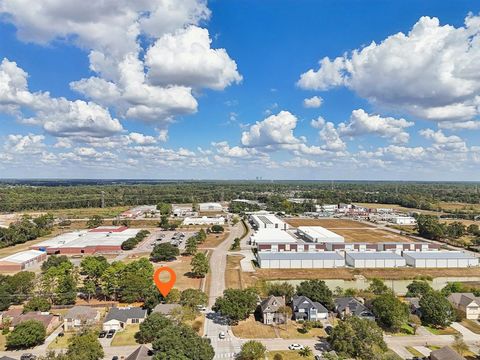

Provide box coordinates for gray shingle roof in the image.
[260,296,285,313]
[125,345,153,360]
[104,307,147,323]
[430,346,465,360]
[334,297,370,316]
[292,295,328,313]
[65,306,98,320]
[152,303,181,315]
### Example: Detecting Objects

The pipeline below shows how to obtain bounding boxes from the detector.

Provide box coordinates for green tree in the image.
[136,313,173,344]
[419,290,455,328]
[267,282,295,302]
[372,292,409,332]
[41,255,70,272]
[452,334,469,356]
[24,297,51,313]
[446,222,466,239]
[118,258,154,303]
[368,278,389,295]
[406,280,432,298]
[191,253,209,278]
[150,243,180,262]
[165,288,181,304]
[296,280,334,309]
[299,346,313,357]
[197,228,207,243]
[328,316,387,360]
[239,340,266,360]
[213,288,258,324]
[416,215,445,240]
[6,320,46,349]
[157,202,172,215]
[180,289,208,309]
[185,236,198,255]
[159,215,170,230]
[55,273,77,305]
[86,215,103,229]
[66,329,104,360]
[210,225,224,233]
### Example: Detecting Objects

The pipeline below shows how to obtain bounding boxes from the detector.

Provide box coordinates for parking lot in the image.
[153,230,198,251]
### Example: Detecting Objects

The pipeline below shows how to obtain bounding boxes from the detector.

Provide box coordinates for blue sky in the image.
[1,0,480,180]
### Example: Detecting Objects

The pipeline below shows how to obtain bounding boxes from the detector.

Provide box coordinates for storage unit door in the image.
[385,259,394,268]
[323,259,333,268]
[279,260,290,269]
[270,260,279,268]
[301,259,313,268]
[458,259,468,268]
[437,259,447,267]
[290,260,302,268]
[365,259,376,268]
[426,259,437,268]
[447,259,457,268]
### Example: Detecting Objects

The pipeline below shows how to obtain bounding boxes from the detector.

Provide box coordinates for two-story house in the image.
[291,295,328,321]
[259,295,286,325]
[448,293,480,320]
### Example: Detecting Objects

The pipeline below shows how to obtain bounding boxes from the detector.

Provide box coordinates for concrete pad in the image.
[413,346,431,356]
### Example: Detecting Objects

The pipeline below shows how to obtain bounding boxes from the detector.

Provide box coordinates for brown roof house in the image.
[64,306,100,331]
[430,346,465,360]
[259,295,286,325]
[447,293,480,320]
[11,312,61,334]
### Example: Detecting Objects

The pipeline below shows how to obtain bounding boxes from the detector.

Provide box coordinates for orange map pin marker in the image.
[153,266,176,297]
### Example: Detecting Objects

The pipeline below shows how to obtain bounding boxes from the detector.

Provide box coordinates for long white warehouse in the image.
[250,229,298,245]
[346,251,406,268]
[297,226,344,243]
[250,214,289,230]
[403,251,479,268]
[257,252,345,269]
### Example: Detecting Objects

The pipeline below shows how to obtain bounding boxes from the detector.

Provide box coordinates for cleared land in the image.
[198,230,230,249]
[153,255,202,290]
[285,218,373,228]
[226,255,244,289]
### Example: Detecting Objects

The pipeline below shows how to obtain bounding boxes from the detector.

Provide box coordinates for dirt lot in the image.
[285,218,374,228]
[226,255,243,289]
[333,228,414,243]
[153,255,202,291]
[198,230,230,249]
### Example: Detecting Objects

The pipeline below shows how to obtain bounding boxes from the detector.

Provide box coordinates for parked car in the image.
[99,330,107,338]
[219,331,226,339]
[58,332,64,337]
[21,354,36,360]
[106,329,116,338]
[112,357,119,360]
[314,356,321,360]
[288,344,304,350]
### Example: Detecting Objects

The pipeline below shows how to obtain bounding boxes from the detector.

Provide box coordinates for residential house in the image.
[447,293,480,320]
[334,297,375,320]
[405,297,422,317]
[11,312,61,333]
[126,345,153,360]
[103,307,147,331]
[152,304,182,317]
[259,296,286,325]
[291,295,328,321]
[430,346,465,360]
[0,356,17,360]
[64,306,100,331]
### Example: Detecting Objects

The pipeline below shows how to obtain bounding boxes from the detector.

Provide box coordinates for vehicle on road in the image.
[106,329,116,338]
[288,344,304,350]
[99,330,107,338]
[219,331,226,339]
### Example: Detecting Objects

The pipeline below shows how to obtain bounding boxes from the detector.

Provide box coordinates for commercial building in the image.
[390,216,416,225]
[172,204,196,218]
[182,216,225,226]
[403,251,479,268]
[257,251,345,269]
[120,205,157,219]
[379,242,439,253]
[198,202,223,212]
[345,251,406,268]
[250,229,297,246]
[0,250,47,272]
[297,226,344,243]
[327,243,378,252]
[250,214,289,230]
[31,226,140,255]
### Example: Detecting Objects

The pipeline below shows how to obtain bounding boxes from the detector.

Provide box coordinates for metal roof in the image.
[346,251,404,260]
[252,229,298,243]
[258,251,344,261]
[297,226,344,241]
[403,251,477,259]
[0,250,45,263]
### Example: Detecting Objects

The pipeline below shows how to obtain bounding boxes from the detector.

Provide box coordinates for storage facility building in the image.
[390,216,416,225]
[250,229,297,246]
[198,202,223,212]
[257,251,345,269]
[30,226,140,255]
[297,226,344,243]
[250,214,289,230]
[0,250,47,272]
[403,251,479,268]
[345,251,406,268]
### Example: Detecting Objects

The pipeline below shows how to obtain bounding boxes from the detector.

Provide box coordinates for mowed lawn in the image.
[111,324,140,346]
[332,228,414,243]
[198,230,230,249]
[225,255,243,289]
[48,333,75,349]
[0,333,7,351]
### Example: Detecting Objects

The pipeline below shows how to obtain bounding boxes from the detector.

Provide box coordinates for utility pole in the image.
[101,191,105,208]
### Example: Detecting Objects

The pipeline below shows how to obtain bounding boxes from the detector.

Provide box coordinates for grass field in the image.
[0,333,6,351]
[424,325,459,335]
[285,218,373,228]
[460,319,480,334]
[232,316,326,339]
[48,332,74,349]
[26,206,130,219]
[226,255,244,289]
[406,346,424,357]
[198,230,230,249]
[267,351,314,360]
[110,324,140,346]
[153,255,202,290]
[333,228,414,243]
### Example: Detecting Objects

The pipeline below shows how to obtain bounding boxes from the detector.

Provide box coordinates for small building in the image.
[0,356,17,360]
[182,216,225,226]
[430,346,465,360]
[390,216,416,225]
[345,251,406,268]
[198,202,223,212]
[448,293,480,320]
[259,296,286,325]
[296,226,344,243]
[405,297,422,316]
[257,252,345,269]
[250,214,289,230]
[0,250,47,272]
[152,304,182,317]
[334,297,374,320]
[126,345,153,360]
[64,306,100,331]
[403,251,479,268]
[251,229,298,247]
[103,307,147,331]
[292,295,328,321]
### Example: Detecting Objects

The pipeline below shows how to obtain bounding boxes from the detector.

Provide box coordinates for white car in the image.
[219,331,226,339]
[288,344,304,350]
